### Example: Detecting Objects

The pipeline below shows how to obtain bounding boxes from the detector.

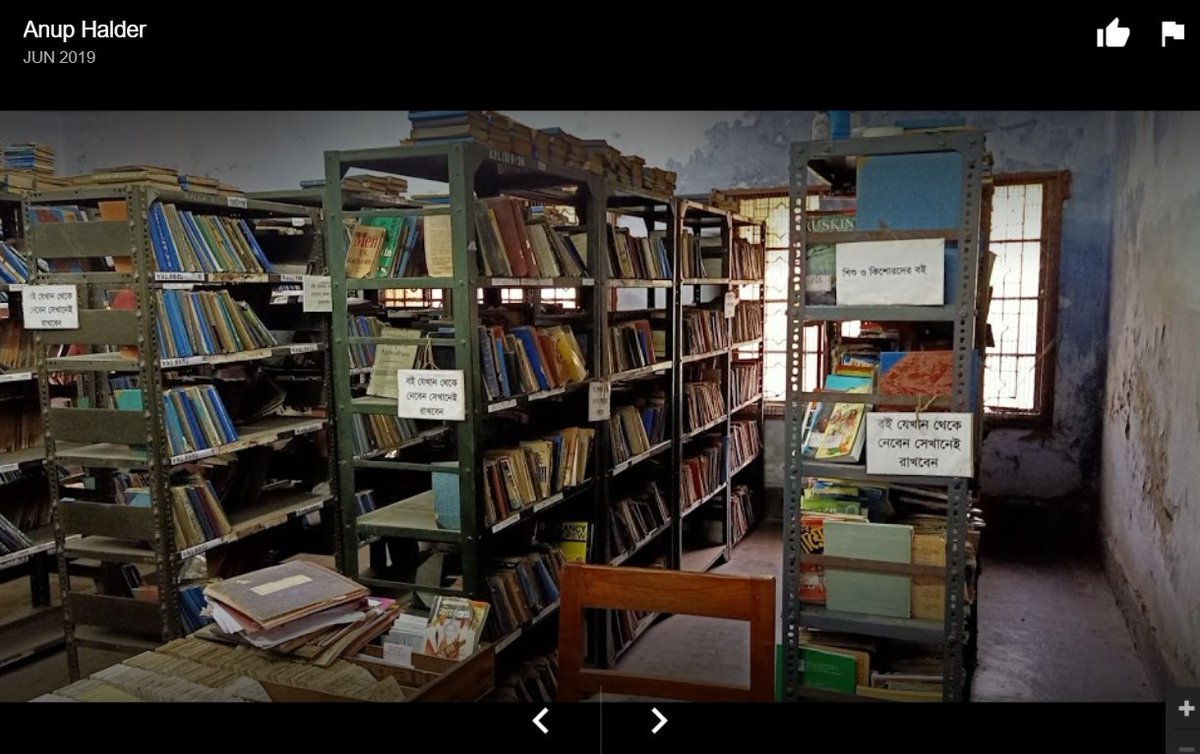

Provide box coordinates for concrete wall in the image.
[1,110,1112,500]
[1101,111,1200,690]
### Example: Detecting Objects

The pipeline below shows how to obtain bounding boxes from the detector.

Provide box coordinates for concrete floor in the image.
[618,521,1154,701]
[0,520,1153,702]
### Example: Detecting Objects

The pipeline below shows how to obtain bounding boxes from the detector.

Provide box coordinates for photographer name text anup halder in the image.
[23,20,147,41]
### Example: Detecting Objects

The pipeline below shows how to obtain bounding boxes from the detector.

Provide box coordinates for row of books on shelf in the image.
[476,198,588,279]
[681,441,724,509]
[0,320,34,370]
[484,548,566,639]
[607,226,671,280]
[159,385,239,457]
[348,315,382,369]
[683,308,729,355]
[493,650,559,703]
[480,323,588,402]
[155,288,276,360]
[169,477,233,548]
[732,361,763,406]
[678,232,720,279]
[730,485,757,544]
[346,213,445,279]
[0,404,41,454]
[0,512,35,555]
[798,630,948,700]
[0,242,33,284]
[730,239,765,280]
[483,427,595,526]
[608,400,668,465]
[148,203,273,274]
[607,319,661,374]
[609,481,670,559]
[732,301,764,342]
[798,479,982,622]
[730,419,762,470]
[350,415,421,458]
[683,378,726,433]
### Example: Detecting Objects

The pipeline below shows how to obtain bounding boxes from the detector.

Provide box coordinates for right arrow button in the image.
[651,707,667,735]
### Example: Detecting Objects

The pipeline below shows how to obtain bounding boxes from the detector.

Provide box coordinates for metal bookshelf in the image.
[324,143,606,659]
[782,131,986,702]
[0,189,62,667]
[24,186,332,679]
[674,200,766,575]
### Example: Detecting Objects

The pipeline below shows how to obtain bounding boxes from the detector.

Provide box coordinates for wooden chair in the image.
[557,563,775,702]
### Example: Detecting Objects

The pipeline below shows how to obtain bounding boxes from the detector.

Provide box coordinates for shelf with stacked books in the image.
[325,142,607,668]
[674,200,767,577]
[1,191,61,657]
[25,185,335,677]
[783,131,988,703]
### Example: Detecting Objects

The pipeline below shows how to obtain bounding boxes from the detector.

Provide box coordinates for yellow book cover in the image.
[557,521,589,563]
[345,224,386,278]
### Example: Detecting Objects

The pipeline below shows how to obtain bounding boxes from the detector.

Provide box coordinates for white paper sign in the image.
[724,291,737,319]
[866,412,974,478]
[226,196,249,209]
[21,285,79,329]
[302,275,332,312]
[588,380,611,422]
[836,239,944,306]
[382,642,414,668]
[397,369,465,421]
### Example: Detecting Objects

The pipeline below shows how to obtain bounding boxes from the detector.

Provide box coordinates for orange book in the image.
[99,200,134,273]
[486,198,528,277]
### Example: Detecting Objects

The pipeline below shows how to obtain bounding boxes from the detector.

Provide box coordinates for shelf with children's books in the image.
[25,184,334,681]
[783,131,988,703]
[325,142,608,669]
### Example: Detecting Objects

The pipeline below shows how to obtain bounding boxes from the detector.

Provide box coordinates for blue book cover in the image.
[408,111,469,122]
[179,212,217,271]
[202,385,238,444]
[533,558,560,604]
[237,219,273,272]
[155,204,184,272]
[511,327,550,391]
[162,291,195,358]
[147,204,172,272]
[494,336,512,398]
[174,390,209,450]
[558,234,587,276]
[161,394,188,455]
[189,295,217,354]
[184,485,215,540]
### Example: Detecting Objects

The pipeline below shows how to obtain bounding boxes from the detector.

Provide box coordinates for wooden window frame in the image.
[982,170,1069,428]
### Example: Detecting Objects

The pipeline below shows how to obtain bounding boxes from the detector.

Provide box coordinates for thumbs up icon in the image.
[1098,17,1131,47]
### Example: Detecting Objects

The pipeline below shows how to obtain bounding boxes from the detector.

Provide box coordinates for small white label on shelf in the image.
[172,448,216,464]
[492,277,518,286]
[302,275,333,313]
[154,271,206,282]
[866,412,974,478]
[290,218,306,228]
[534,493,563,512]
[279,273,304,283]
[162,283,196,290]
[226,196,249,209]
[488,399,518,413]
[492,514,521,533]
[587,380,611,422]
[7,284,23,291]
[22,285,78,329]
[530,387,565,402]
[0,371,34,384]
[397,369,466,421]
[581,278,594,286]
[806,274,833,294]
[724,291,738,319]
[382,643,414,668]
[836,239,945,305]
[289,343,320,354]
[294,422,324,436]
[536,278,553,287]
[0,463,19,474]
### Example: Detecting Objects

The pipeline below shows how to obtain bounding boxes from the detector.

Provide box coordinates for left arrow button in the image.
[533,707,549,734]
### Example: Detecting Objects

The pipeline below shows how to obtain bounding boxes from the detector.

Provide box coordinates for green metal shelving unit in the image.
[24,186,332,679]
[782,131,987,702]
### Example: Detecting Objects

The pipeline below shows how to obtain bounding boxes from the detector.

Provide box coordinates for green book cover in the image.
[368,216,405,277]
[801,646,858,694]
[113,389,144,411]
[823,521,913,618]
[801,493,862,515]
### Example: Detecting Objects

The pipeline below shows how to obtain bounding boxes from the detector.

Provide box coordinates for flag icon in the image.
[1162,21,1185,46]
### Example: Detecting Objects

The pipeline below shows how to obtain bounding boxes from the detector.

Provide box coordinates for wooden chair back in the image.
[557,562,775,702]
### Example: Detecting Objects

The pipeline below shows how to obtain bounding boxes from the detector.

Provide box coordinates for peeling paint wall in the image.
[1101,112,1200,688]
[2,110,1111,501]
